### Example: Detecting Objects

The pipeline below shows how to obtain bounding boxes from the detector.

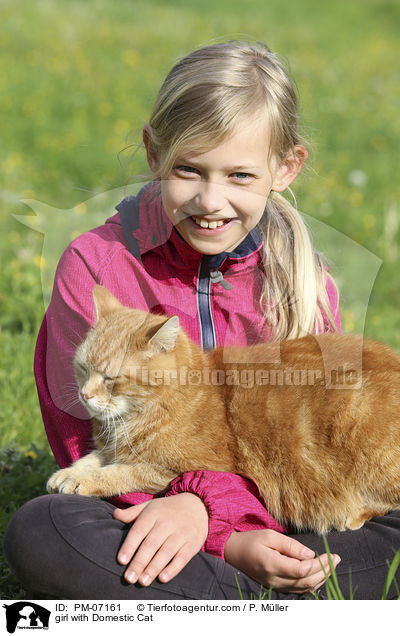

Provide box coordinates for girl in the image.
[4,41,400,600]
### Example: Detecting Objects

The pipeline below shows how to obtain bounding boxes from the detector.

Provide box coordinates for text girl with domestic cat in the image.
[4,41,400,600]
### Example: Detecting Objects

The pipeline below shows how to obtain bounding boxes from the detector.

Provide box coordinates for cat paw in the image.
[46,468,93,495]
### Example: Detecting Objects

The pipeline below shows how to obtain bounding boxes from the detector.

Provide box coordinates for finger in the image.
[295,554,338,591]
[266,549,339,582]
[272,554,341,593]
[312,553,341,588]
[288,555,341,594]
[158,543,197,584]
[265,548,314,580]
[124,528,167,584]
[113,502,148,523]
[135,537,189,586]
[264,532,315,560]
[117,514,156,567]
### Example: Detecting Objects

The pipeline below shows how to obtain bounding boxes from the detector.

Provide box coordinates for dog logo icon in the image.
[3,602,50,633]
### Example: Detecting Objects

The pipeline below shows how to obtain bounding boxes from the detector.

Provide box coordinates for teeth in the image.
[192,216,228,229]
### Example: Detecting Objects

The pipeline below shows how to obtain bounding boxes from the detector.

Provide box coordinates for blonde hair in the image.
[145,40,339,340]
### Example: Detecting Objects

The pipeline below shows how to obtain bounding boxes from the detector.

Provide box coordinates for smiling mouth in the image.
[189,215,232,229]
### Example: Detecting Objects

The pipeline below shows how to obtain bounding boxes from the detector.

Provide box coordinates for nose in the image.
[80,390,93,401]
[194,181,226,215]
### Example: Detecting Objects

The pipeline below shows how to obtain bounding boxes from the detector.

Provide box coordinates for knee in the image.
[3,495,53,591]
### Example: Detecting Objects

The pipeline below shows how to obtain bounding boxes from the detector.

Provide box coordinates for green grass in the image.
[0,446,57,599]
[1,0,399,599]
[313,537,400,600]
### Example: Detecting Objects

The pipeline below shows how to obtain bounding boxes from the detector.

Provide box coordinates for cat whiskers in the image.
[51,383,79,400]
[111,411,118,461]
[101,408,118,461]
[65,326,87,349]
[113,412,173,474]
[53,389,81,412]
[53,386,82,413]
[95,406,173,474]
[115,412,138,459]
[94,416,112,449]
[61,397,82,413]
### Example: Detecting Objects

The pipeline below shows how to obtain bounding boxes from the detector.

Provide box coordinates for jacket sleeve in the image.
[35,247,98,469]
[165,471,287,559]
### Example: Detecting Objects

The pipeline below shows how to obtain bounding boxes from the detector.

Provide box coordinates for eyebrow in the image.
[176,158,261,171]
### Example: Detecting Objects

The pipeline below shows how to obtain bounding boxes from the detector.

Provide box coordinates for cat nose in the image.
[80,390,93,401]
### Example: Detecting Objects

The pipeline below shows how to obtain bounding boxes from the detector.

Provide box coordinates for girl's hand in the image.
[113,493,209,586]
[224,529,341,594]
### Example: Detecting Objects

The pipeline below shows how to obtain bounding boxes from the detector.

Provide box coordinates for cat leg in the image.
[46,452,103,494]
[49,460,177,497]
[345,507,391,530]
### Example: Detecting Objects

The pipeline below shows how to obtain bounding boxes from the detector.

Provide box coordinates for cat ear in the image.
[92,285,124,322]
[147,316,180,354]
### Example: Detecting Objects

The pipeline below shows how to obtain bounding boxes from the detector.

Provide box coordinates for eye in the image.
[104,376,115,384]
[231,172,254,183]
[77,362,88,374]
[173,165,200,177]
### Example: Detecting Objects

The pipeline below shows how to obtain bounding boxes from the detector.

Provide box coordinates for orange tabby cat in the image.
[47,285,400,533]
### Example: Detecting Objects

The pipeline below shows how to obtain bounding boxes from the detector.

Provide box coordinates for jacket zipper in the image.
[196,258,233,350]
[196,260,216,350]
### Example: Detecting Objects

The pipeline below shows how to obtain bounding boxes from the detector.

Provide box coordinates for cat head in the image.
[74,285,181,420]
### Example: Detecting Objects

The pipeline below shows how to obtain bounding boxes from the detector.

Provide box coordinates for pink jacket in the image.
[35,180,341,558]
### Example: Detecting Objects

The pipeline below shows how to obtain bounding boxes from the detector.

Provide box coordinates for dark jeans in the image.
[3,494,400,600]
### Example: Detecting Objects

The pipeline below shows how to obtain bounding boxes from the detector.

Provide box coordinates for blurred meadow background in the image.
[1,0,399,598]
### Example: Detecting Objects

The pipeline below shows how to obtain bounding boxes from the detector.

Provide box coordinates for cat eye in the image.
[77,362,88,374]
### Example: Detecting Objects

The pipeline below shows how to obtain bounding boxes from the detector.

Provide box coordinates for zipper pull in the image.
[209,269,234,290]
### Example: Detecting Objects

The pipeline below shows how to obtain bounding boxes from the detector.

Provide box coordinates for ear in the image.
[147,315,180,355]
[92,285,124,322]
[143,124,159,174]
[271,145,308,193]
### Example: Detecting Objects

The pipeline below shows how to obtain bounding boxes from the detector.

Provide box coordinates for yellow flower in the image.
[25,450,38,460]
[34,255,46,269]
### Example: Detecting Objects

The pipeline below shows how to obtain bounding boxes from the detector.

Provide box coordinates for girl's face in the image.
[144,119,306,255]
